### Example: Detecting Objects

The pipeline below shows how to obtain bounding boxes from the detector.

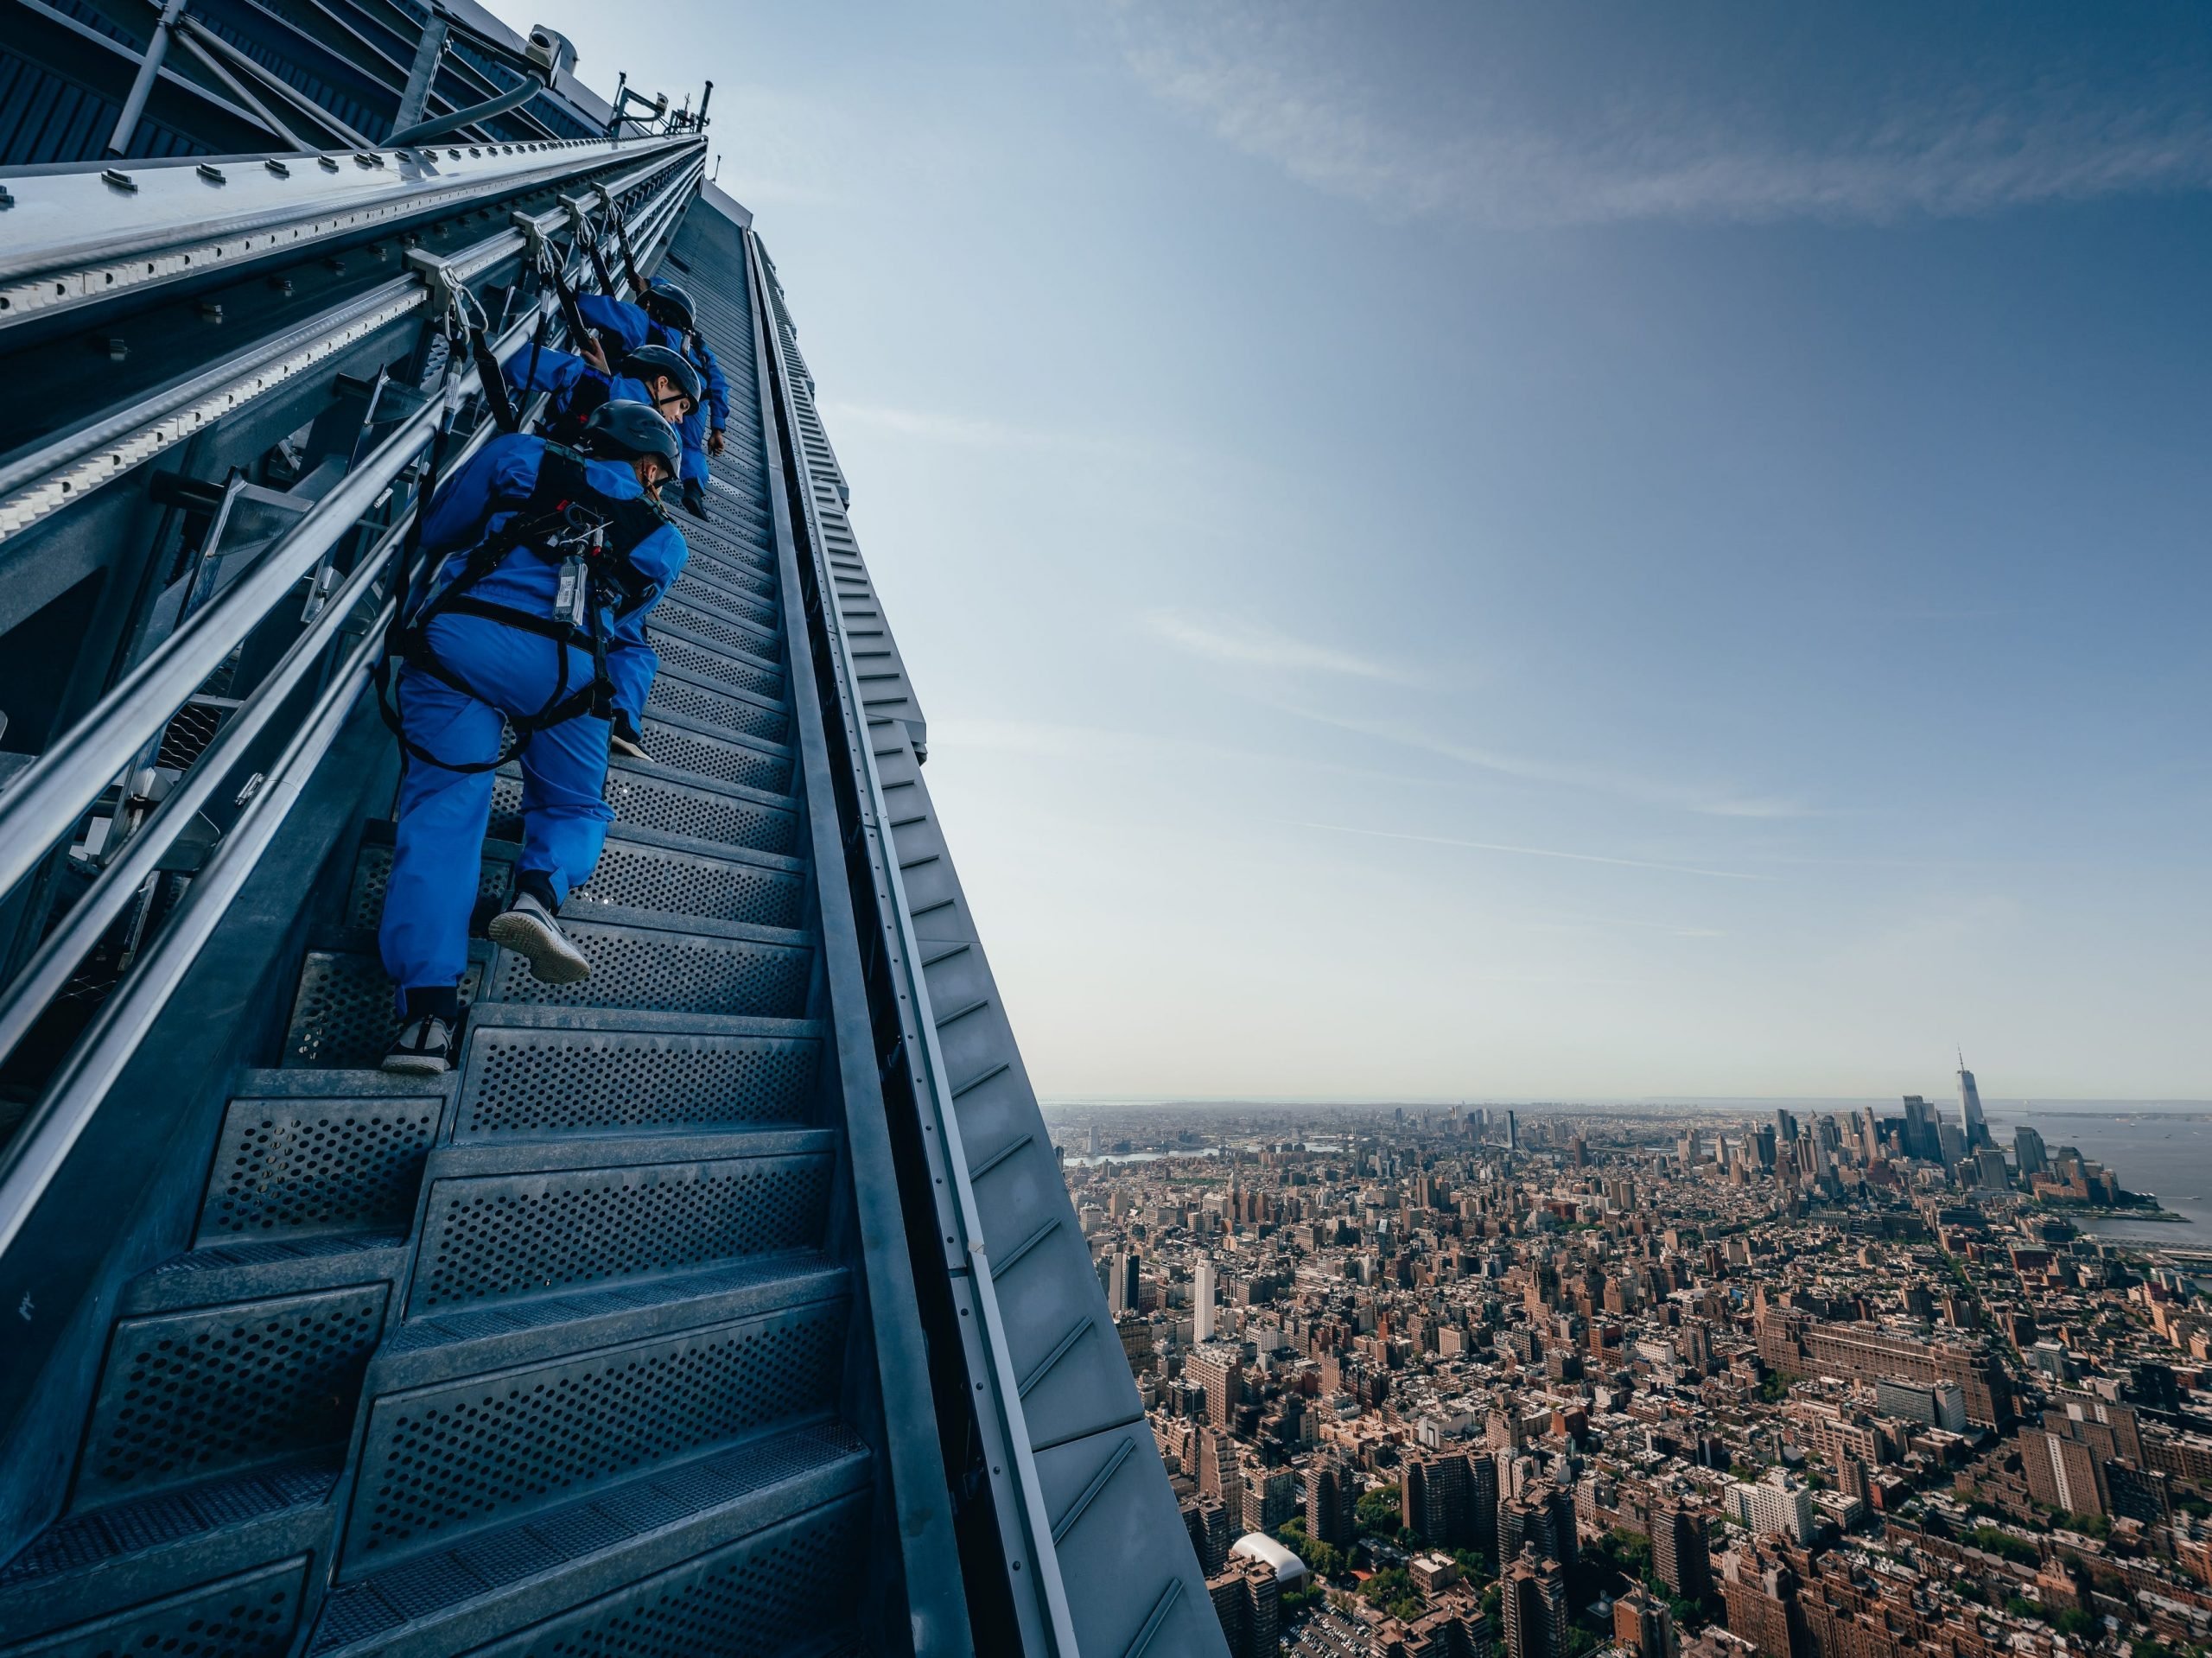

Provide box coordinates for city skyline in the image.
[1060,1088,2212,1655]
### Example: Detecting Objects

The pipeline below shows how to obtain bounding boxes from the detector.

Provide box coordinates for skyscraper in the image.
[1187,1342,1244,1428]
[1193,1260,1218,1343]
[1958,1054,1991,1151]
[1109,1250,1141,1317]
[1503,1546,1571,1658]
[1306,1458,1357,1550]
[1651,1504,1711,1600]
[2015,1126,2050,1178]
[1505,1109,1520,1152]
[1900,1095,1939,1162]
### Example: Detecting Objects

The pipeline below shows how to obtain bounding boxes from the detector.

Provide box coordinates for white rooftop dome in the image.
[1229,1533,1307,1585]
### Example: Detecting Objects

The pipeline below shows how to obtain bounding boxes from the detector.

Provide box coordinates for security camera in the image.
[525,26,575,82]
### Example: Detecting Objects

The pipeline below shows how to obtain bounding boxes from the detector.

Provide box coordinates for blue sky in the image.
[532,1,2212,1101]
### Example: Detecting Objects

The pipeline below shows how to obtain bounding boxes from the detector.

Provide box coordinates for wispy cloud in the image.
[1146,609,1402,680]
[1293,820,1773,882]
[1111,5,2212,227]
[1281,703,1811,820]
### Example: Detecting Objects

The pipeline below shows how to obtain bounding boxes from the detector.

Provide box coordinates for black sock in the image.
[403,984,460,1024]
[515,869,560,912]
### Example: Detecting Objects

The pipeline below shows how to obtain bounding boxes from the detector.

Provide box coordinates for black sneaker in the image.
[487,889,592,984]
[383,1014,454,1075]
[609,709,647,759]
[681,480,710,521]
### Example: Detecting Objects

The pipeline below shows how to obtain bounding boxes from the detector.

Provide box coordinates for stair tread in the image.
[373,1254,849,1384]
[308,1423,869,1656]
[124,1234,410,1314]
[0,1458,337,1593]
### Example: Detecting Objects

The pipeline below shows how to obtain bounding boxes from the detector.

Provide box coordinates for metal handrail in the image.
[0,139,700,535]
[0,132,696,322]
[0,148,700,902]
[0,607,387,1261]
[746,235,1081,1657]
[0,148,699,1258]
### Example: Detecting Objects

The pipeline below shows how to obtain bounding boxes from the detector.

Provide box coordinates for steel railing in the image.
[745,231,1081,1658]
[0,139,702,1258]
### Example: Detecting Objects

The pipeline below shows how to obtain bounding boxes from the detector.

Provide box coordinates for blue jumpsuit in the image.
[379,433,688,996]
[500,346,668,732]
[577,294,728,487]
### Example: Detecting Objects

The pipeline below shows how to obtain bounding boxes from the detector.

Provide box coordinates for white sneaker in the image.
[383,1015,454,1074]
[487,891,592,984]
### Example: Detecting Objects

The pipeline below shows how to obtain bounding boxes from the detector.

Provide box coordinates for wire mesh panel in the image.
[569,840,804,929]
[1,1558,306,1658]
[483,921,811,1017]
[451,1024,821,1140]
[340,1300,849,1573]
[196,1093,444,1242]
[75,1288,386,1508]
[470,1492,868,1657]
[405,1150,833,1315]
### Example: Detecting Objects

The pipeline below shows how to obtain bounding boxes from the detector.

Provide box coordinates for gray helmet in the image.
[620,343,702,405]
[582,399,681,472]
[641,280,695,329]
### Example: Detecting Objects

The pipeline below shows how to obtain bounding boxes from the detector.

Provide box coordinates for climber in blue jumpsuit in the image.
[576,281,728,518]
[504,340,700,757]
[505,339,700,448]
[378,401,688,1075]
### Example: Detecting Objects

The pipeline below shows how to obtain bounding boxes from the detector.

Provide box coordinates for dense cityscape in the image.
[1057,1068,2212,1658]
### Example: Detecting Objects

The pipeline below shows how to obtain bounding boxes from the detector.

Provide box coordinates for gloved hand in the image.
[609,708,646,759]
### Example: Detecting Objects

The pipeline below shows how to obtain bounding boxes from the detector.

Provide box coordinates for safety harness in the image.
[375,445,668,774]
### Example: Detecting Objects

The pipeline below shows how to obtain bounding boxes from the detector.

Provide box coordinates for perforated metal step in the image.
[626,714,793,796]
[491,757,798,854]
[372,1255,848,1393]
[568,833,804,931]
[0,1464,336,1649]
[283,940,493,1070]
[336,1299,850,1576]
[672,563,779,630]
[307,1424,869,1658]
[196,1083,446,1245]
[402,1131,836,1319]
[467,1486,869,1658]
[74,1286,388,1512]
[480,912,813,1019]
[0,1557,308,1658]
[668,566,783,627]
[650,631,784,703]
[645,667,790,745]
[448,1009,824,1141]
[653,593,782,661]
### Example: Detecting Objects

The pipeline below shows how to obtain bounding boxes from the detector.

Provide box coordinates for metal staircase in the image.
[0,6,1224,1650]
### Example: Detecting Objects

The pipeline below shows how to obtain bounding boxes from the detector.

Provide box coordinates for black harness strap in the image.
[375,444,668,775]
